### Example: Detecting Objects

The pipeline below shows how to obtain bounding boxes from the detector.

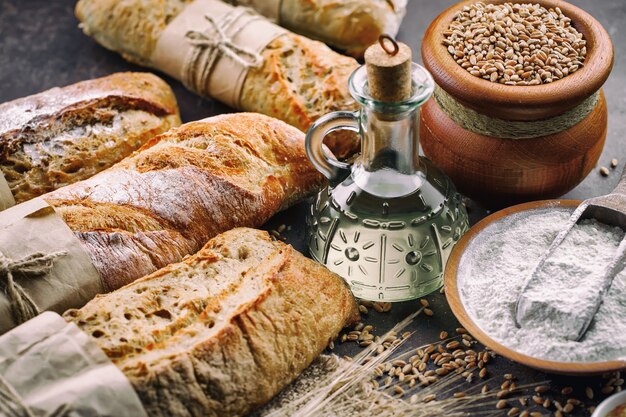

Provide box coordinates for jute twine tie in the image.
[0,250,67,325]
[0,374,70,417]
[183,8,264,96]
[433,86,600,139]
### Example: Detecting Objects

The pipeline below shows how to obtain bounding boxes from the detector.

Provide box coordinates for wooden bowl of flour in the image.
[445,200,626,375]
[420,0,613,206]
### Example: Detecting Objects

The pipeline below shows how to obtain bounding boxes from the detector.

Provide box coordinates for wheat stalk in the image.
[259,308,545,417]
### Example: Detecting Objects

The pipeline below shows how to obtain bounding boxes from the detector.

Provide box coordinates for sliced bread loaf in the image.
[0,72,180,204]
[64,228,359,417]
[45,113,323,292]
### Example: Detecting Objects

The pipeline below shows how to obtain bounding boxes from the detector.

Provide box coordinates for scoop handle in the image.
[613,164,626,196]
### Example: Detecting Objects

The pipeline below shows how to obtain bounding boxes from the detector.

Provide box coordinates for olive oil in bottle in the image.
[305,38,468,301]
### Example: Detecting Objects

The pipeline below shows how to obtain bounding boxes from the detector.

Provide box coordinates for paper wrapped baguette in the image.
[226,0,408,57]
[74,0,359,158]
[0,312,148,417]
[65,227,359,417]
[0,72,180,208]
[43,113,323,292]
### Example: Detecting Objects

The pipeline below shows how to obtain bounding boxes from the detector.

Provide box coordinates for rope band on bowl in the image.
[433,86,599,140]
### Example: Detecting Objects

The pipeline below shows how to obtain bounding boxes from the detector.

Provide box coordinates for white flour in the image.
[517,212,624,341]
[459,208,626,362]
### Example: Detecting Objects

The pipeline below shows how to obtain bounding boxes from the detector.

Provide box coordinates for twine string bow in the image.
[183,8,264,95]
[0,251,67,325]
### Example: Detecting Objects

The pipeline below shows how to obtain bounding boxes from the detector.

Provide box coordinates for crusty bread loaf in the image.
[239,34,357,157]
[74,0,359,158]
[64,227,359,417]
[0,72,180,204]
[227,0,407,58]
[43,113,323,292]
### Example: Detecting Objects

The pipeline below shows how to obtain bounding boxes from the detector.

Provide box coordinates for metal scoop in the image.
[515,165,626,341]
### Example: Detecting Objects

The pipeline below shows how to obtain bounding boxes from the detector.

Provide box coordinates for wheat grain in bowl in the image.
[442,2,586,85]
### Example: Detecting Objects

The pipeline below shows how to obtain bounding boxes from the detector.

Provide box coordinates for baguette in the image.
[0,72,180,204]
[74,0,359,158]
[64,228,359,417]
[43,113,323,292]
[227,0,407,57]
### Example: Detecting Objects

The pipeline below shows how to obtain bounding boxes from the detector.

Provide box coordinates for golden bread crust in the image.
[0,72,181,203]
[65,228,359,417]
[45,113,323,291]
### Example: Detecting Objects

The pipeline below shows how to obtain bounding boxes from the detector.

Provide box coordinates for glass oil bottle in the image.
[305,38,469,302]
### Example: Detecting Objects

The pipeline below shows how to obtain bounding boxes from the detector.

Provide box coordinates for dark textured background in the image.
[0,0,624,415]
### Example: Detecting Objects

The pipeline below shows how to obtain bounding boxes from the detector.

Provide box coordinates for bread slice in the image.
[64,228,359,417]
[0,72,180,203]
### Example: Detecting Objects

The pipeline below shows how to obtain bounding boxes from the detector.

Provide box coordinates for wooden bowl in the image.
[420,91,607,205]
[445,200,626,375]
[591,391,626,417]
[420,0,614,206]
[421,0,614,120]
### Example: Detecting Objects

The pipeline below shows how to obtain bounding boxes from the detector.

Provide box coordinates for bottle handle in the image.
[305,111,359,183]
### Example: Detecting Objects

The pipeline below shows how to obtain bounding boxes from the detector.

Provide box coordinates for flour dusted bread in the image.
[228,0,407,57]
[43,113,323,292]
[0,72,180,204]
[74,0,359,157]
[64,228,359,417]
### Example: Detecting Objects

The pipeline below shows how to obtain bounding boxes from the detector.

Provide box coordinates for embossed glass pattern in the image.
[306,64,469,302]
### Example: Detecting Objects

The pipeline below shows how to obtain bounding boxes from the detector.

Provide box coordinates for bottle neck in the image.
[345,62,434,198]
[352,105,423,198]
[359,106,420,173]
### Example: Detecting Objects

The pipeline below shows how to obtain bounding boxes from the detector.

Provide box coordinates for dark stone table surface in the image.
[1,0,624,416]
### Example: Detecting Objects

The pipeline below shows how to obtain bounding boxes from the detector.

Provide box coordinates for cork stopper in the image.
[365,35,413,102]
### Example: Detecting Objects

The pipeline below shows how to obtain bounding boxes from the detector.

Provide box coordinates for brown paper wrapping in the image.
[0,171,15,211]
[151,0,286,108]
[0,198,103,333]
[0,312,147,417]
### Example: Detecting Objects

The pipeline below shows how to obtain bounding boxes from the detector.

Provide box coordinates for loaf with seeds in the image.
[64,228,359,417]
[43,113,323,291]
[74,0,359,158]
[0,72,180,204]
[227,0,407,57]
